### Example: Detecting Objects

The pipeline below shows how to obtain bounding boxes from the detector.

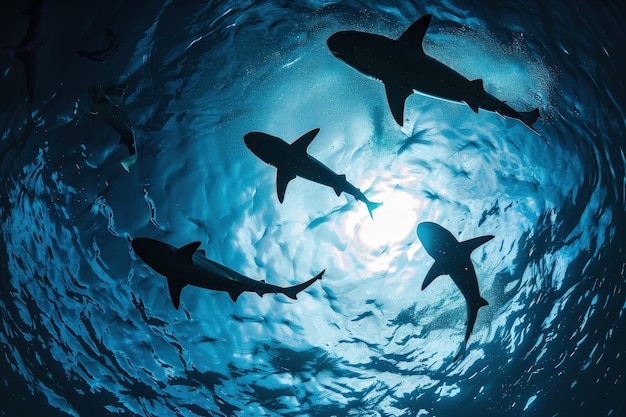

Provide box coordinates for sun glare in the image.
[345,189,423,251]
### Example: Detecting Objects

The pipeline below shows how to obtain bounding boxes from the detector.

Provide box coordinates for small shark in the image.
[244,128,382,217]
[416,221,494,361]
[327,14,540,131]
[88,84,137,171]
[132,237,324,309]
[5,0,44,102]
[77,28,117,63]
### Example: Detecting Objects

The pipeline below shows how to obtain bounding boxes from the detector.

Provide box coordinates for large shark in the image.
[5,0,44,102]
[244,128,381,217]
[416,221,494,361]
[88,84,137,171]
[132,237,324,309]
[327,14,540,131]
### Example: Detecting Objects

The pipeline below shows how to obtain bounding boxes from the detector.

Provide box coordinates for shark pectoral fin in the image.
[385,82,413,126]
[228,290,243,302]
[397,14,431,54]
[174,242,202,263]
[276,169,296,203]
[421,260,446,290]
[291,128,320,154]
[460,235,495,256]
[167,277,186,310]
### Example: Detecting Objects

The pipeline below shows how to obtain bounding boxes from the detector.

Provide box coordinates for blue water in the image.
[1,1,624,416]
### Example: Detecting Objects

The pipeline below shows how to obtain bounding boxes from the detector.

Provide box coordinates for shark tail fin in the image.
[167,277,187,310]
[282,270,324,300]
[460,235,495,257]
[365,200,383,219]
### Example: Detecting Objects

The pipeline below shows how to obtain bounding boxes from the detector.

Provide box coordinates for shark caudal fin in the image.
[365,200,383,219]
[167,277,187,310]
[282,270,324,300]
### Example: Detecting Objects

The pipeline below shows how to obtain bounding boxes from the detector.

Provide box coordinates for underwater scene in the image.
[0,0,624,416]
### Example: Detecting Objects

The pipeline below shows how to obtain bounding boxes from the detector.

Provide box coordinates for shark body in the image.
[6,0,44,102]
[417,221,494,361]
[88,84,137,171]
[132,237,324,309]
[327,14,540,131]
[244,128,381,217]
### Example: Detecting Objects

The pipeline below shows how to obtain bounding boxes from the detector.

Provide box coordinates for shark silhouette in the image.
[5,0,44,102]
[88,84,137,171]
[244,128,381,217]
[327,14,540,131]
[132,237,324,309]
[77,28,117,63]
[417,221,494,361]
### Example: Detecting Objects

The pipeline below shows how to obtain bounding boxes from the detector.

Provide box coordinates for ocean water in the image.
[0,1,624,416]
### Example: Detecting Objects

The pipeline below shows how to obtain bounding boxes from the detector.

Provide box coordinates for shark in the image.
[88,84,137,171]
[132,237,324,309]
[244,128,382,218]
[5,0,44,102]
[416,221,494,361]
[327,14,540,131]
[77,28,117,63]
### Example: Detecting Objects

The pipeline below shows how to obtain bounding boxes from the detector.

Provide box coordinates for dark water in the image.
[1,1,624,416]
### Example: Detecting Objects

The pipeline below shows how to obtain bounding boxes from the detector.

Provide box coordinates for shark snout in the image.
[132,237,171,262]
[327,31,366,60]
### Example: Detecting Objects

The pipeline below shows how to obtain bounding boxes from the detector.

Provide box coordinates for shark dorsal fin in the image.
[167,277,187,310]
[197,249,206,256]
[397,14,432,54]
[175,242,201,263]
[290,128,320,155]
